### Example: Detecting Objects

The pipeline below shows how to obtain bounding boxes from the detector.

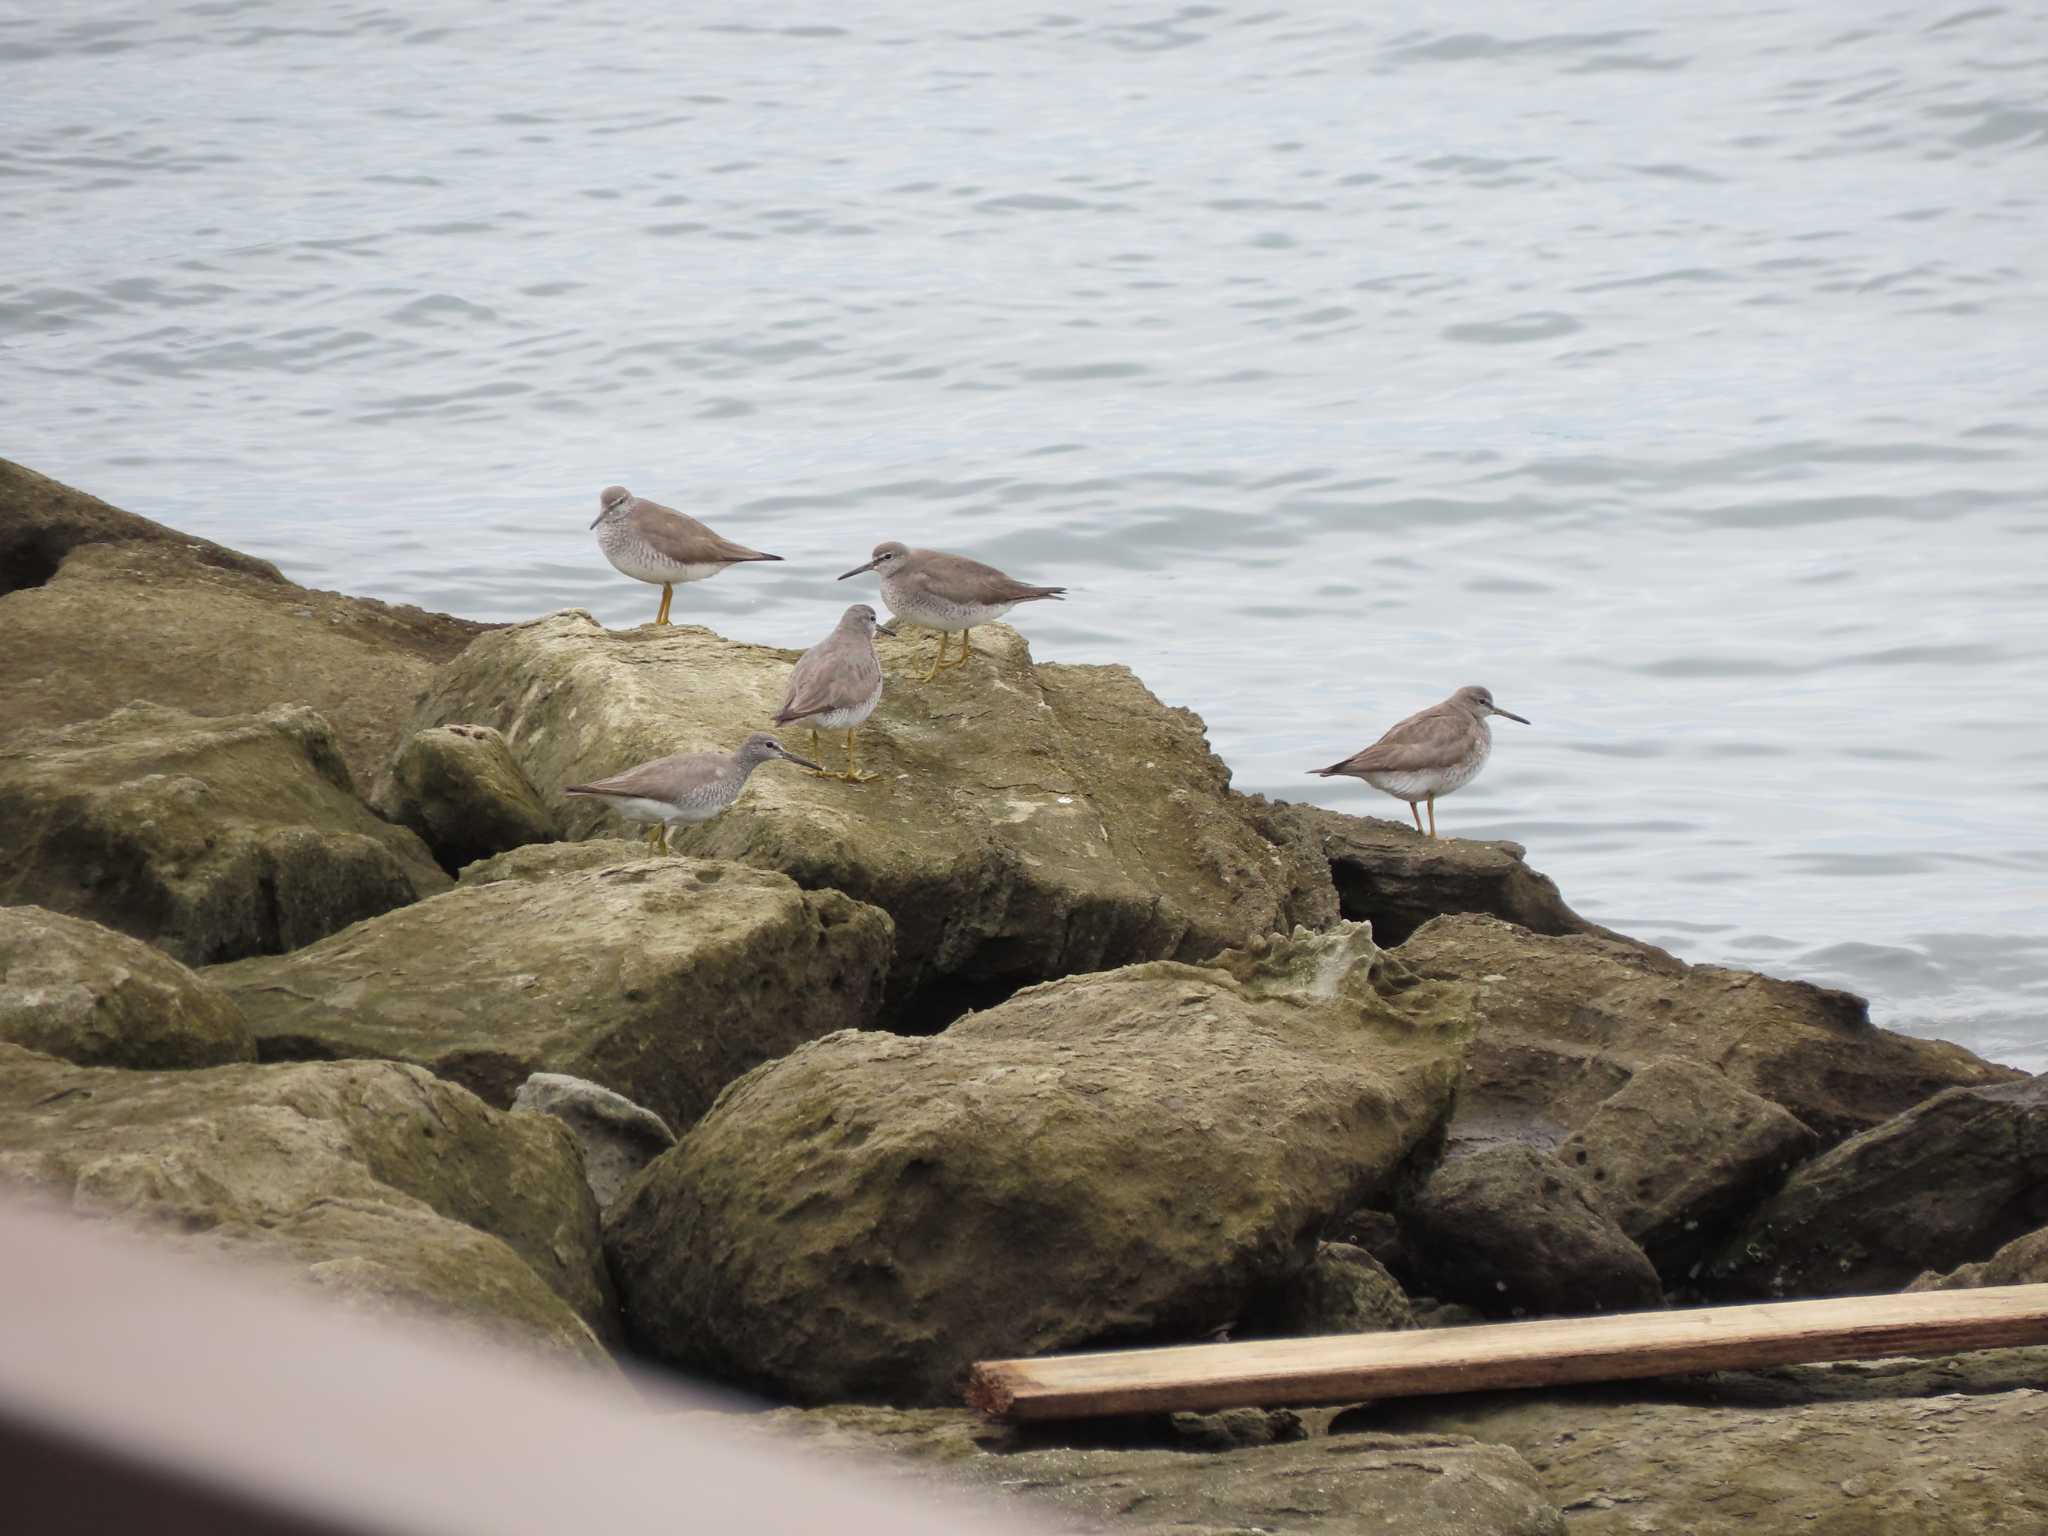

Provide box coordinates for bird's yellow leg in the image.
[919,631,952,683]
[644,823,663,851]
[938,626,973,670]
[1409,801,1425,835]
[654,583,674,626]
[839,728,879,784]
[810,727,820,760]
[1427,797,1438,839]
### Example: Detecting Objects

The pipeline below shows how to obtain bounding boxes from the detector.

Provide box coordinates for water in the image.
[5,1,2045,1070]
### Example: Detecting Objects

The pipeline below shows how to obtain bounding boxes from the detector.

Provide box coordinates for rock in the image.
[0,703,449,966]
[0,905,254,1068]
[401,611,1332,1021]
[0,453,281,595]
[752,1404,1566,1536]
[1558,1060,1818,1280]
[1243,1241,1417,1337]
[511,1072,675,1215]
[1399,914,2018,1148]
[372,723,558,875]
[0,461,489,790]
[1711,1075,2048,1298]
[1400,1146,1663,1317]
[1911,1225,2048,1291]
[1163,1407,1308,1451]
[1362,1380,2048,1536]
[1244,797,1602,946]
[606,922,1472,1404]
[208,841,892,1131]
[0,1044,614,1363]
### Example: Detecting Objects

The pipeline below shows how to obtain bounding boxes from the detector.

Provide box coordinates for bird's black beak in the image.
[837,558,879,581]
[1493,706,1531,725]
[589,513,603,528]
[773,746,824,772]
[874,621,899,638]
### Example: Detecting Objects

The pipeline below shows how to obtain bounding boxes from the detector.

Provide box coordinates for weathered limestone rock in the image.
[0,703,449,966]
[209,841,893,1131]
[1401,1146,1663,1317]
[0,905,254,1068]
[1711,1075,2048,1297]
[1365,1378,2048,1535]
[512,1072,675,1215]
[402,611,1332,1017]
[1911,1224,2048,1291]
[606,923,1472,1404]
[1243,1240,1416,1337]
[372,723,557,875]
[1558,1060,1818,1280]
[0,459,488,789]
[0,1044,613,1362]
[1399,914,2016,1147]
[1244,796,1600,946]
[751,1405,1566,1536]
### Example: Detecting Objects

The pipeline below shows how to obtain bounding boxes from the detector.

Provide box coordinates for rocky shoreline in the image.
[3,454,2044,1533]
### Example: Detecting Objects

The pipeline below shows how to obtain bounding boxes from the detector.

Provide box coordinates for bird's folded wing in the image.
[566,755,690,797]
[1335,708,1464,772]
[632,502,775,564]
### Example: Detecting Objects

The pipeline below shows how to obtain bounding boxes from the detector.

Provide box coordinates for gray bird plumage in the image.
[837,540,1065,681]
[562,731,820,850]
[773,604,898,782]
[1310,685,1529,838]
[590,485,782,626]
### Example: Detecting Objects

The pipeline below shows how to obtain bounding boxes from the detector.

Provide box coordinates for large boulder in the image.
[0,1044,614,1362]
[751,1406,1566,1536]
[0,905,254,1069]
[1400,1146,1663,1317]
[606,923,1472,1404]
[208,841,893,1131]
[0,459,488,790]
[400,611,1332,1019]
[371,723,558,875]
[1365,1373,2048,1536]
[1711,1075,2048,1298]
[0,703,449,966]
[1398,914,2017,1147]
[1557,1060,1818,1280]
[1244,797,1602,946]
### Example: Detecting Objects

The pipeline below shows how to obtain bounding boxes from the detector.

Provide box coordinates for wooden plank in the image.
[967,1284,2048,1423]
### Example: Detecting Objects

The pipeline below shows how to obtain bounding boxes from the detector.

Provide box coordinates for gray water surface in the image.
[6,1,2045,1068]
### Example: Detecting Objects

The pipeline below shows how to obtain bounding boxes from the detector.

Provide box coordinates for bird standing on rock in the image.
[837,541,1066,682]
[1310,685,1529,838]
[773,603,897,783]
[562,732,820,851]
[590,485,782,627]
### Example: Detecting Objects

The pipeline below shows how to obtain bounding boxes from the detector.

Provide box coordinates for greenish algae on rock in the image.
[0,702,449,966]
[400,611,1332,1019]
[605,922,1473,1405]
[0,1044,614,1364]
[371,721,559,875]
[0,904,255,1069]
[208,840,893,1132]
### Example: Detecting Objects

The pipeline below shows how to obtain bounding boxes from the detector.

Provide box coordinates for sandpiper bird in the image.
[837,541,1066,682]
[773,604,897,783]
[562,732,820,851]
[1310,685,1529,838]
[589,484,782,627]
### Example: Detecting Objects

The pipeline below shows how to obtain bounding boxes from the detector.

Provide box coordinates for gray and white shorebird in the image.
[590,484,782,627]
[1309,685,1529,838]
[772,603,897,783]
[837,541,1066,682]
[561,732,820,851]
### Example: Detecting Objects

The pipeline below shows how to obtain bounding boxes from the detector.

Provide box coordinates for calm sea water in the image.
[5,2,2045,1070]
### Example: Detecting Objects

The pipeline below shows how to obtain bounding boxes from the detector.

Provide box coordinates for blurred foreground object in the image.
[0,1194,1044,1536]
